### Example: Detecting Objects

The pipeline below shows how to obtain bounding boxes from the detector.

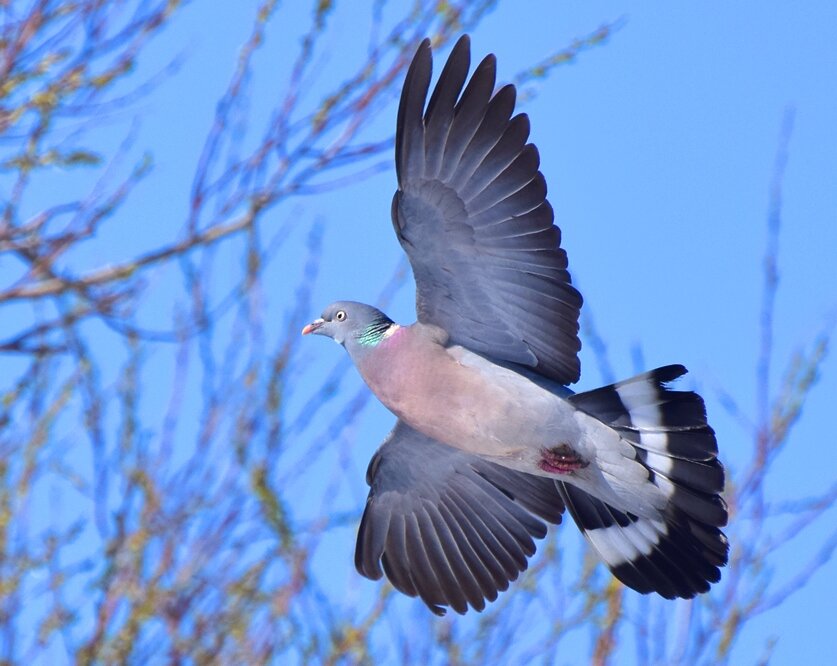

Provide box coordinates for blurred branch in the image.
[712,108,834,663]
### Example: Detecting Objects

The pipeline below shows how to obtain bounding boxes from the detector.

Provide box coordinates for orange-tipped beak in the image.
[301,318,324,335]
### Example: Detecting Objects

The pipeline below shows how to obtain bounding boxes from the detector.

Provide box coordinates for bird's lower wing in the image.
[356,420,564,615]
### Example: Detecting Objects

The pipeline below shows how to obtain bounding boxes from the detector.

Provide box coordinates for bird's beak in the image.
[301,318,325,336]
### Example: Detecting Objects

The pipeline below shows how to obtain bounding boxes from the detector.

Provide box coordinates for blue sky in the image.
[11,1,837,662]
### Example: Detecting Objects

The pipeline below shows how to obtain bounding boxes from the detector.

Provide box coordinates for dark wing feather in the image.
[356,421,564,615]
[392,36,582,384]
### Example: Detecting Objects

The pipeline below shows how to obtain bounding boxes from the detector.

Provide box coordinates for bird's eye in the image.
[335,310,347,322]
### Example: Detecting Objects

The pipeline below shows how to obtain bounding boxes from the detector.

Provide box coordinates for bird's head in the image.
[302,301,397,351]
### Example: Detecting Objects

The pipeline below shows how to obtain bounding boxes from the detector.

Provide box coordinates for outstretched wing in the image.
[356,421,564,615]
[392,36,582,384]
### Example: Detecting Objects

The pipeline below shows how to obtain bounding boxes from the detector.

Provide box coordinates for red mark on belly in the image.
[539,444,588,475]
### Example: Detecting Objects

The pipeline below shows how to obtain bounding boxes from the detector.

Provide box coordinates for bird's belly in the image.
[373,343,579,462]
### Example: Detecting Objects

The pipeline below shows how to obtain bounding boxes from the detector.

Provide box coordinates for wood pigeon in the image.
[302,36,728,615]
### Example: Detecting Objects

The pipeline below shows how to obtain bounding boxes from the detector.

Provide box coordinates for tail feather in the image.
[566,365,729,598]
[557,483,723,598]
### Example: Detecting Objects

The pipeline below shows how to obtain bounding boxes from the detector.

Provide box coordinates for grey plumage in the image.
[392,36,582,385]
[356,422,564,614]
[303,36,728,615]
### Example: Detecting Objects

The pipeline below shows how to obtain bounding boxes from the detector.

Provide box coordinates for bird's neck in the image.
[356,316,398,347]
[352,324,417,408]
[345,317,403,367]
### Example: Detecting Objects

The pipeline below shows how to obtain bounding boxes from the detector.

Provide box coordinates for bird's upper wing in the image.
[356,421,564,615]
[392,36,582,384]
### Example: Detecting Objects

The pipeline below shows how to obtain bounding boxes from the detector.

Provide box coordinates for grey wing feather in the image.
[356,421,564,615]
[393,36,582,384]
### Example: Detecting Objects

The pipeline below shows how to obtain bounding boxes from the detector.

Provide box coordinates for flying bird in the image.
[302,35,728,615]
